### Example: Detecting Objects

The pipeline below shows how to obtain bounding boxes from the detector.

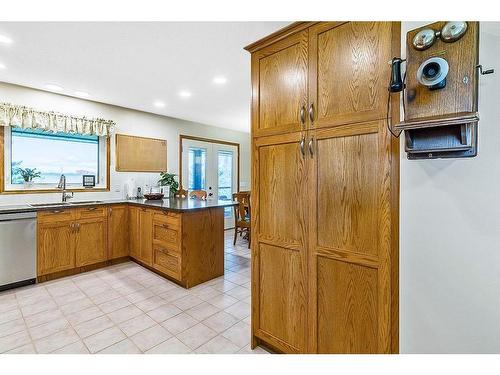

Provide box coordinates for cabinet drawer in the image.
[153,220,180,251]
[153,246,181,279]
[38,209,75,223]
[153,211,180,228]
[75,206,107,219]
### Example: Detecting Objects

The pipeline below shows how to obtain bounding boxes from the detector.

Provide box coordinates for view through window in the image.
[10,128,99,185]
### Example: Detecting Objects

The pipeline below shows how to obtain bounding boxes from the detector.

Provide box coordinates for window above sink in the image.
[1,127,110,194]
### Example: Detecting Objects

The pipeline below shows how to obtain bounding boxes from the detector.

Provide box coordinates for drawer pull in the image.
[162,224,169,229]
[87,207,98,211]
[51,210,63,214]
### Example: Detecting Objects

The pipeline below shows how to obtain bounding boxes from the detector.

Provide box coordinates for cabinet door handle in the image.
[300,105,306,127]
[308,103,315,124]
[300,136,306,158]
[308,137,314,157]
[109,207,112,216]
[87,207,97,211]
[162,224,169,229]
[52,210,63,214]
[69,223,74,231]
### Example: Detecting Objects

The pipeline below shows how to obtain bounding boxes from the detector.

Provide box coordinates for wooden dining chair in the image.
[232,192,251,248]
[174,188,189,198]
[190,190,207,200]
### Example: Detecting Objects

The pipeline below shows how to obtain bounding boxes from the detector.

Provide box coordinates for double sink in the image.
[28,200,103,208]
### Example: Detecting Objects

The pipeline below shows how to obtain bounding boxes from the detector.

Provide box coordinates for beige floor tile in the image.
[224,301,250,320]
[53,340,90,354]
[16,292,49,307]
[177,323,217,350]
[158,287,190,303]
[66,306,104,326]
[118,314,156,337]
[29,318,71,341]
[80,283,111,297]
[53,290,86,306]
[0,308,22,325]
[90,289,122,305]
[130,325,172,352]
[6,342,37,354]
[148,282,178,295]
[242,315,251,325]
[146,336,191,354]
[24,308,64,328]
[98,338,142,354]
[83,326,126,353]
[237,344,270,354]
[208,294,238,310]
[161,312,199,335]
[195,335,240,354]
[124,289,155,304]
[185,302,220,321]
[209,279,239,293]
[33,327,80,354]
[221,321,251,348]
[0,329,31,353]
[135,295,167,312]
[147,304,182,323]
[20,299,58,317]
[74,315,114,338]
[193,287,222,302]
[59,297,94,315]
[0,298,18,314]
[202,311,240,333]
[0,318,26,338]
[99,297,131,313]
[107,305,143,324]
[172,295,204,310]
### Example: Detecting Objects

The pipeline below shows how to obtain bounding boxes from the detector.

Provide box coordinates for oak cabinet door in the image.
[308,22,393,128]
[129,206,140,259]
[139,208,153,266]
[252,132,308,353]
[308,120,394,353]
[75,217,107,267]
[108,205,130,259]
[37,221,75,276]
[252,31,308,137]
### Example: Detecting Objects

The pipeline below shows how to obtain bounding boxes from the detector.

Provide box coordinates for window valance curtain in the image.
[0,102,115,137]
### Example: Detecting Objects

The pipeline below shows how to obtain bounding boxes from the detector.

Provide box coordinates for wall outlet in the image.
[114,185,121,192]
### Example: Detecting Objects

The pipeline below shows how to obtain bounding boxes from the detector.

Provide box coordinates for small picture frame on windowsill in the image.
[82,175,96,188]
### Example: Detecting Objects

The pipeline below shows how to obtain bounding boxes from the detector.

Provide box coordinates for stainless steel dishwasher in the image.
[0,211,37,291]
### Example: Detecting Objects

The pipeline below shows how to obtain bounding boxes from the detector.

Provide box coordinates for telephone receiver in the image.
[389,57,405,93]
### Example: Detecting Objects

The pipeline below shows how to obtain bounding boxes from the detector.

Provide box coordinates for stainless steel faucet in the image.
[57,174,74,202]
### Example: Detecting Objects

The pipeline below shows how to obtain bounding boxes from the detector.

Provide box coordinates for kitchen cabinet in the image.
[138,207,153,266]
[108,205,129,259]
[75,217,107,267]
[37,219,75,276]
[246,22,400,354]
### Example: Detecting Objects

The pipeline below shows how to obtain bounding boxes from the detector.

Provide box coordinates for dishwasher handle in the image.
[0,211,37,222]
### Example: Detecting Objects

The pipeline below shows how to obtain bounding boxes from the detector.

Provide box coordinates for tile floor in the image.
[0,230,267,354]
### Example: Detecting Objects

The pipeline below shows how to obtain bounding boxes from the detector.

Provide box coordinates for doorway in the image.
[179,135,239,229]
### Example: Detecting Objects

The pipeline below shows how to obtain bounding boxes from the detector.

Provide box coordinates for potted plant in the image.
[158,172,179,197]
[17,167,42,189]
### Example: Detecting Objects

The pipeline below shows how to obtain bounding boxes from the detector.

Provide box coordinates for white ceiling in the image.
[0,22,288,132]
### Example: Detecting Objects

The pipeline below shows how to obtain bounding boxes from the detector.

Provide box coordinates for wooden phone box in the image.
[395,21,482,159]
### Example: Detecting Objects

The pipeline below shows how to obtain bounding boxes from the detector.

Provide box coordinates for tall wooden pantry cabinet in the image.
[245,22,400,354]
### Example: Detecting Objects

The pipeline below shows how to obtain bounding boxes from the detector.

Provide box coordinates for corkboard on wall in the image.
[115,134,167,172]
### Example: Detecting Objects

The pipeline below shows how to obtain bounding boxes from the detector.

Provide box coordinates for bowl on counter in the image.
[143,193,164,200]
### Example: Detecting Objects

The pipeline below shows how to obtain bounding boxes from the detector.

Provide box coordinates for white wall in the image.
[400,22,500,353]
[0,82,250,205]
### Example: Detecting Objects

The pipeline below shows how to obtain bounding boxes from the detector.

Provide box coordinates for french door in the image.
[181,138,238,229]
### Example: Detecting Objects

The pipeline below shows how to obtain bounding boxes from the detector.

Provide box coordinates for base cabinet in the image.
[108,205,129,259]
[75,217,107,267]
[37,220,76,276]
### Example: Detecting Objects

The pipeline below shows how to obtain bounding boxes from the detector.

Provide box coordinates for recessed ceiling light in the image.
[213,76,227,85]
[178,90,192,98]
[0,34,13,45]
[74,91,90,98]
[0,62,5,70]
[45,84,63,92]
[154,101,166,108]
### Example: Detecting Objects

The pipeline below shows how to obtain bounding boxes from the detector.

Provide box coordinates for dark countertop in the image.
[0,198,237,215]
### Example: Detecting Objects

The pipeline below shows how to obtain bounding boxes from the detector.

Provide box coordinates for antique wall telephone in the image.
[388,21,494,159]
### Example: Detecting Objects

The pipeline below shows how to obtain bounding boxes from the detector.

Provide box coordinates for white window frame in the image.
[3,127,108,191]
